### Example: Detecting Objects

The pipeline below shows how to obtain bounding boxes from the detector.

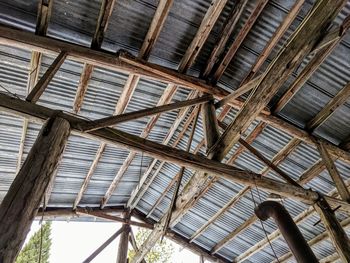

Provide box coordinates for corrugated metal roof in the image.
[0,0,350,262]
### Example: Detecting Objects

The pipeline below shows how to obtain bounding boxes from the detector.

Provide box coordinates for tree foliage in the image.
[128,228,174,263]
[16,222,52,263]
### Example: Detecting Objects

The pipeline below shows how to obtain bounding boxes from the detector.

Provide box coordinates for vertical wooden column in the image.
[0,116,70,263]
[116,211,131,263]
[201,97,220,156]
[314,196,350,262]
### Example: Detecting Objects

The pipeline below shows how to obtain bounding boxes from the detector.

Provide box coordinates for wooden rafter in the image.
[82,95,210,132]
[307,80,350,131]
[72,0,116,113]
[125,0,230,214]
[100,85,178,208]
[210,0,269,82]
[314,196,350,262]
[127,92,199,210]
[238,138,300,186]
[26,51,67,103]
[179,0,229,73]
[317,140,350,202]
[273,14,350,114]
[74,0,174,209]
[201,0,248,78]
[208,0,347,162]
[244,0,305,81]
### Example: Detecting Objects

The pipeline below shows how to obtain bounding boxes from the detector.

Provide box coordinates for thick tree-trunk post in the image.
[201,98,220,155]
[0,116,70,263]
[314,196,350,262]
[117,211,131,263]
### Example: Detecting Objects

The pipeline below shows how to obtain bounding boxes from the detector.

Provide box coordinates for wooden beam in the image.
[273,14,350,113]
[116,212,131,263]
[208,0,347,161]
[73,143,106,209]
[212,214,258,254]
[190,187,250,242]
[238,138,300,186]
[100,85,178,208]
[211,0,268,82]
[127,95,198,210]
[83,95,211,132]
[72,0,116,113]
[26,51,67,103]
[179,0,229,73]
[245,0,305,80]
[74,75,139,208]
[35,0,53,36]
[201,99,220,152]
[146,144,205,219]
[73,63,95,113]
[201,0,248,78]
[317,140,350,202]
[139,0,174,60]
[1,93,349,208]
[0,117,70,263]
[91,0,116,50]
[83,226,125,263]
[314,196,350,263]
[214,75,261,109]
[307,81,350,131]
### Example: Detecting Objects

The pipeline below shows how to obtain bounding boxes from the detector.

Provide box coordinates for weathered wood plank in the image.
[317,140,350,202]
[0,117,70,263]
[239,138,300,186]
[179,0,229,73]
[211,0,268,82]
[273,14,350,113]
[73,143,106,209]
[127,96,198,210]
[201,0,248,78]
[307,81,350,131]
[212,214,258,254]
[83,95,210,132]
[26,51,67,103]
[209,0,347,161]
[139,0,174,60]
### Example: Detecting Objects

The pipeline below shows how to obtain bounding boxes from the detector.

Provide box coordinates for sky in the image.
[27,220,203,263]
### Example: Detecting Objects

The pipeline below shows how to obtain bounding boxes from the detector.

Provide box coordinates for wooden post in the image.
[314,196,350,262]
[116,212,131,263]
[0,116,70,263]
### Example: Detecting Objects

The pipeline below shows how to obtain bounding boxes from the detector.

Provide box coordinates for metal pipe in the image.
[255,201,318,263]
